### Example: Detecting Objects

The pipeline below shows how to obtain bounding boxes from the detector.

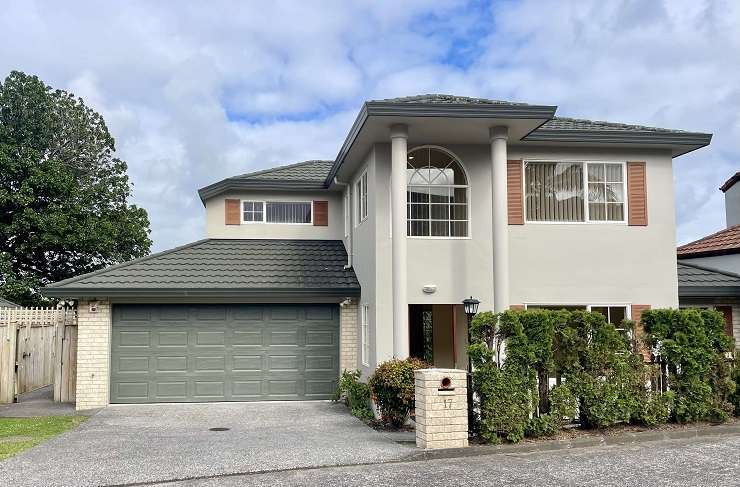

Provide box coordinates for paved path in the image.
[0,386,90,417]
[0,401,411,487]
[163,435,740,487]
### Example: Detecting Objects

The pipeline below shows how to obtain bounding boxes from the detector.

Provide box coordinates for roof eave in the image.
[324,101,558,186]
[42,286,361,299]
[523,130,712,156]
[678,248,740,259]
[198,179,329,204]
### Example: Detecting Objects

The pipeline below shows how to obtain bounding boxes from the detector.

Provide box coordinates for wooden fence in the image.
[0,307,77,403]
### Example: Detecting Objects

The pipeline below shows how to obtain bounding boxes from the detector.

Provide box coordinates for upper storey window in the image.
[524,161,625,223]
[242,201,312,224]
[407,146,469,237]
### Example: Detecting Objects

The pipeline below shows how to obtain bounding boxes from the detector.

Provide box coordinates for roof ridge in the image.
[677,224,740,252]
[45,238,212,288]
[232,159,333,181]
[677,261,740,280]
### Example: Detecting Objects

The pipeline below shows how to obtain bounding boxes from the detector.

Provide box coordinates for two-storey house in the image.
[45,95,712,410]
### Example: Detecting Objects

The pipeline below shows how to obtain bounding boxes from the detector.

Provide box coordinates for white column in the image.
[390,123,409,358]
[490,126,510,312]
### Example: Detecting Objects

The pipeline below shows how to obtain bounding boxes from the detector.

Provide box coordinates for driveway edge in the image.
[404,423,740,461]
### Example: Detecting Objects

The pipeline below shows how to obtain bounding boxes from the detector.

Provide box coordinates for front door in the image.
[409,304,467,369]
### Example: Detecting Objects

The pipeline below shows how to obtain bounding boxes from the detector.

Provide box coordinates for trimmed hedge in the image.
[468,308,737,444]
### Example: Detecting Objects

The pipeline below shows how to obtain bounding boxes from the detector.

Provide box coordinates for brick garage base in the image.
[75,299,112,410]
[414,368,468,449]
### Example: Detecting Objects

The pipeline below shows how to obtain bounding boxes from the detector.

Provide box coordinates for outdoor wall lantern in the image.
[461,296,480,436]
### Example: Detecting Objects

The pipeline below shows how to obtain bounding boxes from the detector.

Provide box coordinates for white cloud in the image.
[0,0,737,250]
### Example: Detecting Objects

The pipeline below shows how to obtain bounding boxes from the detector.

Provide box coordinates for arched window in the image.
[407,146,469,237]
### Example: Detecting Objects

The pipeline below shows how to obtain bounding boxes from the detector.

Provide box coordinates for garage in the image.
[110,303,340,403]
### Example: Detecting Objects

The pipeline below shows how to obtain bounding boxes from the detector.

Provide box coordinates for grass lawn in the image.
[0,416,87,460]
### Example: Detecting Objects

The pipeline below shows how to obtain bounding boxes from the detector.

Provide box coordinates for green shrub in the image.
[333,370,374,421]
[368,357,428,428]
[634,391,674,427]
[550,383,578,421]
[642,309,736,423]
[731,365,740,417]
[475,364,532,443]
[525,414,560,438]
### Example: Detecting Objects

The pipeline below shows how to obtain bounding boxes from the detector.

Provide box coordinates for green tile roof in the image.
[43,239,360,298]
[234,160,334,182]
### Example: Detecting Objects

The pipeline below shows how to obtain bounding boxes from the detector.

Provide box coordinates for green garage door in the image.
[110,304,340,403]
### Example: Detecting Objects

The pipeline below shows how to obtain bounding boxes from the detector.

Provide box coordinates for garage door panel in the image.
[157,331,188,347]
[156,381,188,399]
[232,330,263,346]
[118,331,151,347]
[118,356,150,372]
[305,355,335,371]
[195,330,226,346]
[111,304,338,403]
[194,381,225,398]
[156,356,188,372]
[232,380,262,397]
[232,355,263,371]
[115,382,149,401]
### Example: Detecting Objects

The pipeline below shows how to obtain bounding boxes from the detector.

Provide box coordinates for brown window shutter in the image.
[631,304,651,361]
[225,199,240,225]
[507,160,524,225]
[627,162,648,226]
[716,305,734,337]
[510,304,525,311]
[313,201,328,226]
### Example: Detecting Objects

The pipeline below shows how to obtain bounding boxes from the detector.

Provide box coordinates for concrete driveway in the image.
[0,401,413,487]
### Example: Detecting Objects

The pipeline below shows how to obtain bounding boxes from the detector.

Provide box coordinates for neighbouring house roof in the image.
[198,160,333,201]
[197,93,712,200]
[678,261,740,298]
[677,225,740,258]
[720,171,740,193]
[0,297,19,308]
[43,239,360,299]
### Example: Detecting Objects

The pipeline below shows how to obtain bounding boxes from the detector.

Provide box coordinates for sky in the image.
[1,0,738,251]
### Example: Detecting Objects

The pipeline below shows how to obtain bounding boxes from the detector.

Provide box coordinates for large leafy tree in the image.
[0,71,151,305]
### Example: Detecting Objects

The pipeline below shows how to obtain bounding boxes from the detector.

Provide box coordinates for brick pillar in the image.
[414,368,468,449]
[75,299,112,410]
[339,300,358,373]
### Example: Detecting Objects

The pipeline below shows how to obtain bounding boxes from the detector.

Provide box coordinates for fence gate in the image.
[0,307,77,403]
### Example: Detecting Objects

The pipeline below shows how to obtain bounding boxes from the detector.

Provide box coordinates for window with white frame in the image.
[524,161,625,223]
[242,201,264,223]
[407,146,469,237]
[266,201,311,224]
[241,201,312,224]
[361,304,369,366]
[356,171,368,223]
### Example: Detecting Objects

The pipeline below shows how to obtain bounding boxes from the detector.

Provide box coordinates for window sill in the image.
[523,221,628,225]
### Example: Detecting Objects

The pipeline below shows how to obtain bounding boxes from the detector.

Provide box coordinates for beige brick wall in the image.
[414,368,468,449]
[75,299,112,410]
[733,305,740,349]
[340,300,358,373]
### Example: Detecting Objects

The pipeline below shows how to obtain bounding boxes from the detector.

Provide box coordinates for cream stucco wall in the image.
[356,143,678,367]
[204,190,344,240]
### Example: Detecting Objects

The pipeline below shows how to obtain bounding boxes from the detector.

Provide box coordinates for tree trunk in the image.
[537,368,550,414]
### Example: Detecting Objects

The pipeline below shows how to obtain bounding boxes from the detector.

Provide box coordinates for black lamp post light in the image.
[462,296,480,435]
